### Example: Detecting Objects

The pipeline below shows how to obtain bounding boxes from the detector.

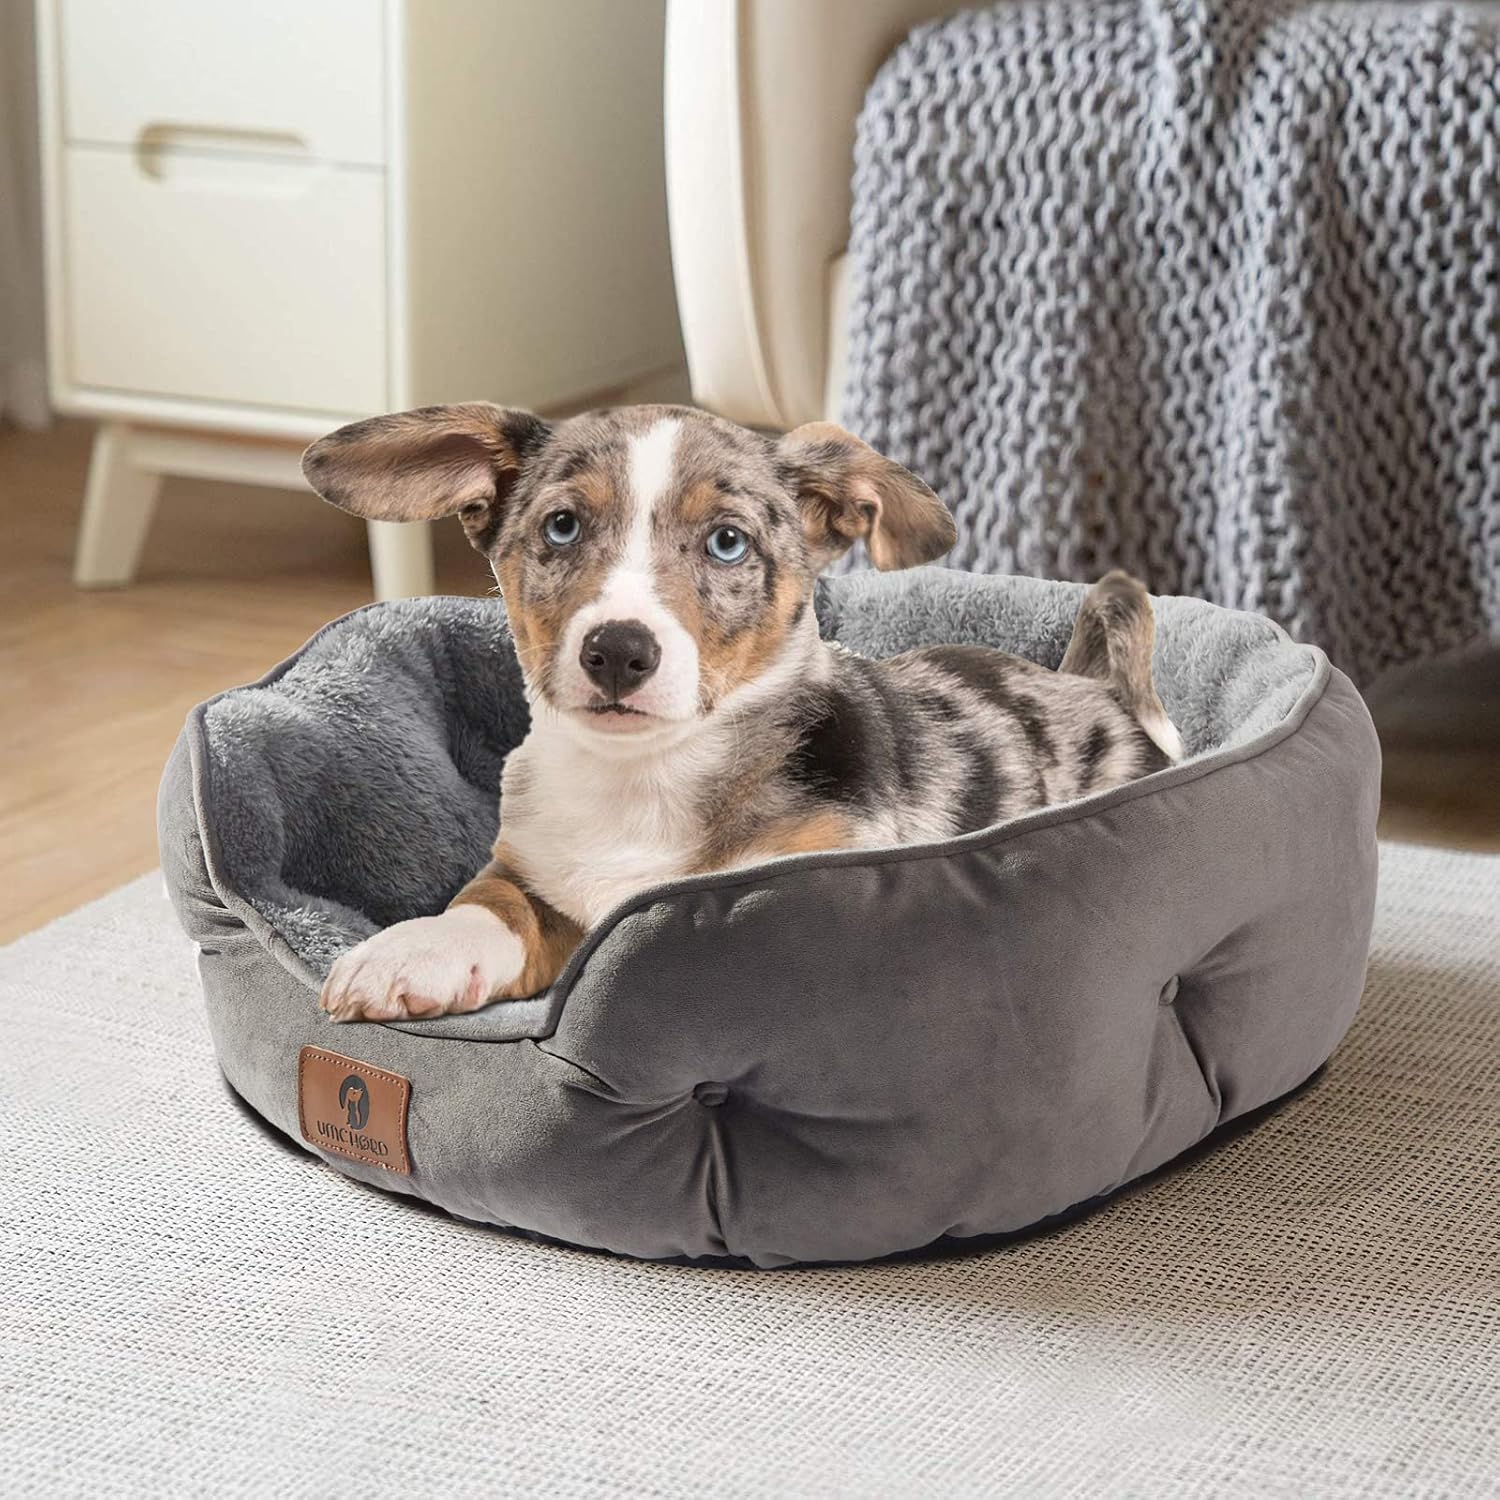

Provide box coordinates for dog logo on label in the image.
[298,1047,410,1176]
[338,1074,370,1131]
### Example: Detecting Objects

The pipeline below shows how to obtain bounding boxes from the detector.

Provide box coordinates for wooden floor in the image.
[0,418,492,942]
[2,418,1497,944]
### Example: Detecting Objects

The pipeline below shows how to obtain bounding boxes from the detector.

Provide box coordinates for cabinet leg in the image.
[366,518,436,600]
[73,422,164,588]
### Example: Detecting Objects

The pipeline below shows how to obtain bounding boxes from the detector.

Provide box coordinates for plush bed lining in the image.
[190,570,1324,1006]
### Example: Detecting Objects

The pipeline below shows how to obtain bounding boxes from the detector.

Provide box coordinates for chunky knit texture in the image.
[841,0,1500,683]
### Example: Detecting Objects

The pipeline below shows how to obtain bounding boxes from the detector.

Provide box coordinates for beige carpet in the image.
[2,843,1497,1497]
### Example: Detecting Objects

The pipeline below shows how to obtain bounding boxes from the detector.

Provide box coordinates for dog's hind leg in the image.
[1061,572,1183,761]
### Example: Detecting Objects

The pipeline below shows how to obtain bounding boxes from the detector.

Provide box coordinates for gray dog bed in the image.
[158,569,1380,1267]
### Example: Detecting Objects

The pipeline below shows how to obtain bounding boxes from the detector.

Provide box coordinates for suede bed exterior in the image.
[158,570,1381,1267]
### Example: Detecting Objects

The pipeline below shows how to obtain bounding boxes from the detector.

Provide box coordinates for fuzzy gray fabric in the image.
[191,571,1313,977]
[841,0,1500,684]
[160,573,1379,1265]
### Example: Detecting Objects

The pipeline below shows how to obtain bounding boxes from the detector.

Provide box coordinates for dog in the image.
[300,404,1182,1022]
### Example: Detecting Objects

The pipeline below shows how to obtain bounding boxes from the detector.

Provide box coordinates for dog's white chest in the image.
[498,734,698,929]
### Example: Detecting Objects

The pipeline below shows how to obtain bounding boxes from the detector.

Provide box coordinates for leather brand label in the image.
[298,1046,411,1175]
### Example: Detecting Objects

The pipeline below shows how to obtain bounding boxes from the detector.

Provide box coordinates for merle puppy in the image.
[300,403,1181,1020]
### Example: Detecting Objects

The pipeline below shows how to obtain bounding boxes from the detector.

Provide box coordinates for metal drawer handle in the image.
[136,123,309,156]
[133,124,320,194]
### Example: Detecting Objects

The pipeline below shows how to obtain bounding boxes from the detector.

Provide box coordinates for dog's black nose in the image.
[580,620,661,699]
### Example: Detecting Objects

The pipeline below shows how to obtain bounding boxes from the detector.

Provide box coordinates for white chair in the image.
[665,0,962,432]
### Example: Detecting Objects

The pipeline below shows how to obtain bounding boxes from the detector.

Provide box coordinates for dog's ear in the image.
[777,422,955,570]
[301,403,552,547]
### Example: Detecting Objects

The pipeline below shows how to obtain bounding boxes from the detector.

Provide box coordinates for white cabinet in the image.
[38,0,682,598]
[58,0,388,167]
[65,148,389,413]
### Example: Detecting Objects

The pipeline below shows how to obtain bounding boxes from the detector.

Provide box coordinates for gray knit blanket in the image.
[841,0,1500,683]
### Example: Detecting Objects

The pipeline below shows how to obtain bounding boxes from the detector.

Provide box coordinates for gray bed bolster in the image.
[158,571,1380,1267]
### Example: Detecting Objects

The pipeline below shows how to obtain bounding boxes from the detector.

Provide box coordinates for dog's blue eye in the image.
[543,509,581,547]
[706,525,749,564]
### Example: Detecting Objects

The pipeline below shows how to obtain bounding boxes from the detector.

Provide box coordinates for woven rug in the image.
[842,0,1500,684]
[3,843,1497,1497]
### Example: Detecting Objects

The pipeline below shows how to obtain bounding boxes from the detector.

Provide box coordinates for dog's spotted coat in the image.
[300,404,1181,1021]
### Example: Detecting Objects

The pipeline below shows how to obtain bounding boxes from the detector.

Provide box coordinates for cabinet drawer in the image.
[58,0,386,167]
[63,147,387,416]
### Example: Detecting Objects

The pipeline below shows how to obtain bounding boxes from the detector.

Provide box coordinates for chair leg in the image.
[366,518,436,600]
[73,422,164,588]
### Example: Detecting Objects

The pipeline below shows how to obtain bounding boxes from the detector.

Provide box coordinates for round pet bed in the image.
[159,569,1380,1267]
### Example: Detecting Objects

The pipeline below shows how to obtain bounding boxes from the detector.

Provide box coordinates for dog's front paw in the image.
[321,906,526,1022]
